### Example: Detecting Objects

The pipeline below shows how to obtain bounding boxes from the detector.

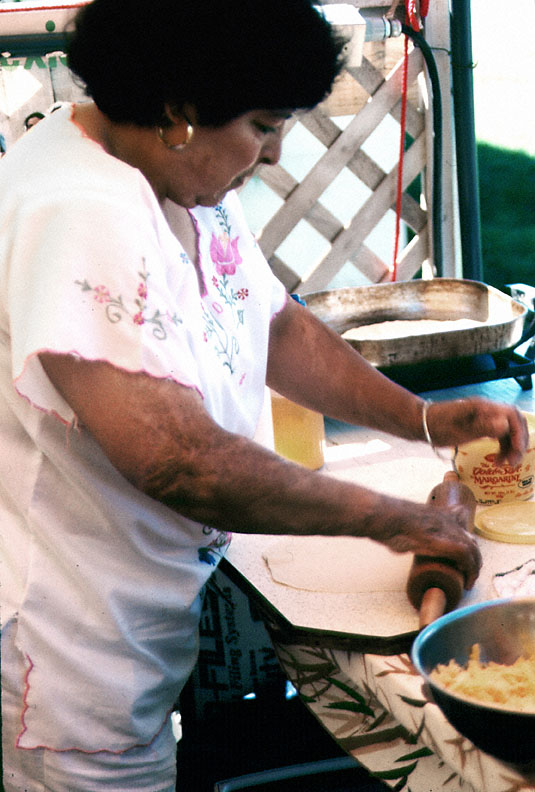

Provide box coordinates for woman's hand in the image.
[370,498,482,590]
[424,398,529,465]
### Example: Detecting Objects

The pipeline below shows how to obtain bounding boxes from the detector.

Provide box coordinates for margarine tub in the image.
[453,412,535,505]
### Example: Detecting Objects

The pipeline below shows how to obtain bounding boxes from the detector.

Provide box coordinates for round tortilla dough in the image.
[342,318,483,342]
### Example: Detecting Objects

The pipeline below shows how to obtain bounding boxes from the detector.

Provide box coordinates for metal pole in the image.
[450,0,483,281]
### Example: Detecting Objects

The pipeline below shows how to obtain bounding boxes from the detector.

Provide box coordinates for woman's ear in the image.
[159,104,195,149]
[163,103,183,126]
[164,102,198,128]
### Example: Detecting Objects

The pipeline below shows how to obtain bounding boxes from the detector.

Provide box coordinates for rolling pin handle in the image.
[406,471,477,627]
[418,587,447,629]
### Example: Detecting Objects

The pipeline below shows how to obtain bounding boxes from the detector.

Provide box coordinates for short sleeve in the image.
[6,183,203,423]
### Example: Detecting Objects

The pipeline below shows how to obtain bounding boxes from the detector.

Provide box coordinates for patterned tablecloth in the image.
[273,639,535,792]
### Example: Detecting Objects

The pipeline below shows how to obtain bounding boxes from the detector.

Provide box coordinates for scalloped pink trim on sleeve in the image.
[13,348,205,427]
[15,653,34,748]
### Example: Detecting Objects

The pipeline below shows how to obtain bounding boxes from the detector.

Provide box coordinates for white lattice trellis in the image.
[239,0,458,294]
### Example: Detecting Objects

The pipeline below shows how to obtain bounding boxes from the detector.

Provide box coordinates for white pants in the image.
[1,621,178,792]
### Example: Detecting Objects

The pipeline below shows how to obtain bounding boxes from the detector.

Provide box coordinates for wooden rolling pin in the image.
[406,470,477,629]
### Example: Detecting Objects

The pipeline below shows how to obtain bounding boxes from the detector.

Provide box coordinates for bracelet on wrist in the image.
[422,399,434,446]
[422,400,452,462]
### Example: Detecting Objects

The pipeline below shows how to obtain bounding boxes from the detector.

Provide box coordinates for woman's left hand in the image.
[424,398,529,465]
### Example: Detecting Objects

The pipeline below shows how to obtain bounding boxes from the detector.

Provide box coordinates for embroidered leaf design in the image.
[198,548,218,565]
[75,258,176,340]
[215,203,231,234]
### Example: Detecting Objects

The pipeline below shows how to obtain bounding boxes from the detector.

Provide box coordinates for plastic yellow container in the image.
[270,390,325,470]
[474,501,535,543]
[453,412,535,505]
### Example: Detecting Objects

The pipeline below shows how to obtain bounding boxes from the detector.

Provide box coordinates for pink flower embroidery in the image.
[137,282,148,299]
[237,288,249,300]
[210,232,242,275]
[133,311,145,325]
[94,285,110,303]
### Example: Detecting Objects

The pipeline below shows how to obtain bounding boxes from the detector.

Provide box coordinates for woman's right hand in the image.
[369,499,482,590]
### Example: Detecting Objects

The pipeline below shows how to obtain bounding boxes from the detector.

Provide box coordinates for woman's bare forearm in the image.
[267,299,528,464]
[38,350,480,587]
[267,298,426,440]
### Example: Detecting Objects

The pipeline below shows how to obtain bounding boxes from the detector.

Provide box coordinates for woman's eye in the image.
[254,122,277,135]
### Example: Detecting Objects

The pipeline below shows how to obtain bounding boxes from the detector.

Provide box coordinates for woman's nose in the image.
[260,129,283,166]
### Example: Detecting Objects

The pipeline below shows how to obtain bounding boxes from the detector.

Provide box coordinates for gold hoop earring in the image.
[157,123,194,151]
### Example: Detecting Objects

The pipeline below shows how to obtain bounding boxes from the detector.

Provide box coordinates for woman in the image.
[0,0,526,789]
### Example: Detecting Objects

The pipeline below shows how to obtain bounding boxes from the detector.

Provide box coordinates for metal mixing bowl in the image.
[411,598,535,765]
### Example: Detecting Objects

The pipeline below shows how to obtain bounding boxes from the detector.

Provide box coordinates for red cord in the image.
[406,0,420,31]
[392,0,430,282]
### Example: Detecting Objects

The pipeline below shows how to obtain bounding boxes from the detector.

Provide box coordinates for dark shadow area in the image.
[176,676,389,792]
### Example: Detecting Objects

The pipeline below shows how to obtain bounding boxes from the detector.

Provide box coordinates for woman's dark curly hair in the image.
[67,0,346,127]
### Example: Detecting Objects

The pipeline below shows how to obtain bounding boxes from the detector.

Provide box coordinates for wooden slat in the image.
[304,202,345,243]
[399,192,427,233]
[269,256,302,292]
[394,231,429,282]
[296,132,426,291]
[348,245,390,284]
[258,48,423,259]
[258,165,298,200]
[297,113,387,192]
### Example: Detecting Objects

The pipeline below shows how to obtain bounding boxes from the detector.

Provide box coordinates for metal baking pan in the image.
[304,279,530,367]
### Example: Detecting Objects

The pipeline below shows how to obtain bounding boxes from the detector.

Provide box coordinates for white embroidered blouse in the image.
[0,106,287,752]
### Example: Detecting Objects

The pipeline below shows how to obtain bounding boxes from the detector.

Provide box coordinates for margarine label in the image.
[454,430,535,505]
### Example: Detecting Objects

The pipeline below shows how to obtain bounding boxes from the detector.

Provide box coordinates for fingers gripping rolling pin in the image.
[406,471,477,629]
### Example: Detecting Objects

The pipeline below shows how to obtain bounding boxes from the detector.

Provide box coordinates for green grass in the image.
[477,142,535,291]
